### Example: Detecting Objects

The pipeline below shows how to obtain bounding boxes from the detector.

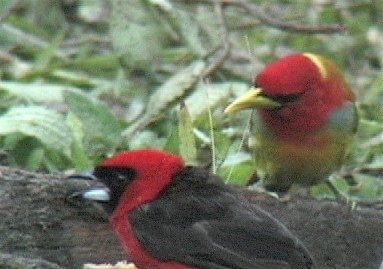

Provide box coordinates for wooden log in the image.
[0,166,382,269]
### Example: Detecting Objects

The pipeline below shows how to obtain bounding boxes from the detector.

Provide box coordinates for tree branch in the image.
[1,166,382,269]
[199,0,347,33]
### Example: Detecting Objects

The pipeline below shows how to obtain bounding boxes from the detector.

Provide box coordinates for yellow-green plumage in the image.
[250,102,357,192]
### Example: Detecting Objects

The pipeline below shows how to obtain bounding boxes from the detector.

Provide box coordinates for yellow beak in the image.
[224,87,281,113]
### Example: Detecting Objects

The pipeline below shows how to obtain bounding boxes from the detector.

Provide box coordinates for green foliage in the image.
[0,106,73,155]
[122,60,206,140]
[364,70,383,105]
[64,91,122,158]
[0,106,73,170]
[0,81,81,103]
[178,103,197,165]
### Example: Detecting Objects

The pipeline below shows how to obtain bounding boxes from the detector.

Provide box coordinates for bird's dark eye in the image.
[93,166,136,202]
[264,92,303,104]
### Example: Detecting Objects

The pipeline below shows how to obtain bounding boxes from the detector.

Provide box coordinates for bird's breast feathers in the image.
[250,101,356,186]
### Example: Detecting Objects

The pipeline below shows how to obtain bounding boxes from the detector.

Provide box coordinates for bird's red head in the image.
[97,149,185,218]
[100,149,185,176]
[256,53,355,140]
[225,53,355,141]
[256,53,321,96]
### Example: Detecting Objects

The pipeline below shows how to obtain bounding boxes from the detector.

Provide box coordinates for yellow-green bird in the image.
[225,53,357,193]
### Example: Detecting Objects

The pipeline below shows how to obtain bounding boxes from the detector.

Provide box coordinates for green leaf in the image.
[128,130,166,150]
[25,147,45,170]
[70,54,120,76]
[185,82,248,121]
[122,60,206,139]
[109,0,166,69]
[8,136,45,170]
[0,105,73,156]
[221,151,252,167]
[178,103,197,165]
[35,30,66,69]
[218,161,254,185]
[0,81,82,103]
[147,60,205,117]
[159,5,205,56]
[64,90,121,155]
[66,112,92,169]
[363,70,383,104]
[163,125,180,154]
[348,173,383,199]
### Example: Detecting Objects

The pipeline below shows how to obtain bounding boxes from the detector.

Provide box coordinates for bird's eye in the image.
[93,166,136,194]
[264,92,303,104]
[116,172,127,180]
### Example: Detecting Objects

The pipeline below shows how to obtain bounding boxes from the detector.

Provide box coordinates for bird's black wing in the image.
[129,167,315,269]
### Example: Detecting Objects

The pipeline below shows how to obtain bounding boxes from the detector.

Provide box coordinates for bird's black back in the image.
[129,166,315,269]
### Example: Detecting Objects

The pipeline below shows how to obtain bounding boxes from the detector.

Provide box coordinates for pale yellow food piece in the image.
[83,261,137,269]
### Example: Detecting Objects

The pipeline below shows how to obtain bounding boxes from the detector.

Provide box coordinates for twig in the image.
[198,0,347,34]
[337,164,383,179]
[0,0,22,23]
[62,35,111,47]
[1,23,69,59]
[235,0,347,33]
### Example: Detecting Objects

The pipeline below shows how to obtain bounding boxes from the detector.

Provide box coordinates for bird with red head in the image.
[225,53,357,193]
[78,149,315,269]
